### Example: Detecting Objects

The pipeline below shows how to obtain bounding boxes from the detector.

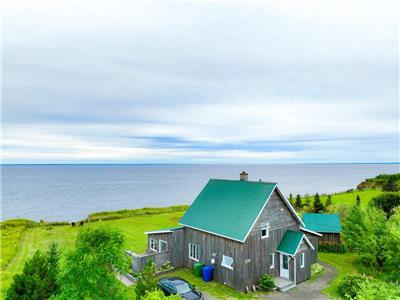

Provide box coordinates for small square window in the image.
[261,223,270,238]
[300,252,305,268]
[269,253,275,269]
[221,255,234,270]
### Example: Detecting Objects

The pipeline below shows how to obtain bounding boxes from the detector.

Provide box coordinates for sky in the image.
[2,0,399,164]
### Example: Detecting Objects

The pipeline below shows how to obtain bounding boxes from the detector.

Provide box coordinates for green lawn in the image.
[322,189,382,209]
[1,211,184,299]
[319,252,358,298]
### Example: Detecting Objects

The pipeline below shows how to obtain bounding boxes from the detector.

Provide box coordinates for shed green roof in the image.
[277,230,305,256]
[179,179,277,242]
[302,213,341,233]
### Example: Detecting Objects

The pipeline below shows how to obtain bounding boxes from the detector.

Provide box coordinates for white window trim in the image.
[300,252,305,268]
[159,240,168,252]
[149,238,157,252]
[261,223,270,239]
[221,255,234,270]
[269,253,275,269]
[188,243,199,261]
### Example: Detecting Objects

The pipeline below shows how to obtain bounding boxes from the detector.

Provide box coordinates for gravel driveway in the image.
[260,261,337,300]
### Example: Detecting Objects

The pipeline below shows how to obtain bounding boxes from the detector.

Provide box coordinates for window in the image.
[300,252,305,268]
[269,253,275,269]
[159,240,168,252]
[149,238,158,252]
[261,222,270,238]
[221,255,234,270]
[189,243,199,261]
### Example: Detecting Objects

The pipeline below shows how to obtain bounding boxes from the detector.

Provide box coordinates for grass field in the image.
[299,189,382,210]
[1,209,185,299]
[319,253,358,297]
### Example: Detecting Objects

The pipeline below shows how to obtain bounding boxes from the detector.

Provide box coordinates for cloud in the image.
[2,0,399,163]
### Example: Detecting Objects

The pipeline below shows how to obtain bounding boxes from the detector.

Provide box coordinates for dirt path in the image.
[260,262,337,300]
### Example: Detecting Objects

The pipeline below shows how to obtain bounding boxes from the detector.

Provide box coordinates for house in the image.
[302,213,341,244]
[132,172,321,292]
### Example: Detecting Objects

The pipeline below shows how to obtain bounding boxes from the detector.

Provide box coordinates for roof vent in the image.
[240,171,248,181]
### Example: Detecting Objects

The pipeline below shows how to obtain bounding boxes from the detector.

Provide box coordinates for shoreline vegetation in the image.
[1,173,399,299]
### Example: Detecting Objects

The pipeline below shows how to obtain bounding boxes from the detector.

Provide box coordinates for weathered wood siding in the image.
[319,232,340,244]
[295,242,311,284]
[242,190,300,289]
[171,229,184,268]
[132,250,171,272]
[183,227,245,290]
[304,233,318,264]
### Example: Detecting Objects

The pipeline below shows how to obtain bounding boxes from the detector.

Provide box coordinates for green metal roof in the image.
[179,179,277,242]
[277,230,305,256]
[302,213,341,233]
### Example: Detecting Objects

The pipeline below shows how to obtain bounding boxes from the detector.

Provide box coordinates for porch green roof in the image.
[277,230,304,256]
[302,213,341,233]
[179,179,277,242]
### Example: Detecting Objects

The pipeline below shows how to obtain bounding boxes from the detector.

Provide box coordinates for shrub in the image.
[141,289,180,300]
[318,243,347,253]
[310,263,325,281]
[338,275,368,299]
[158,261,173,272]
[259,274,275,291]
[370,192,400,219]
[135,261,158,299]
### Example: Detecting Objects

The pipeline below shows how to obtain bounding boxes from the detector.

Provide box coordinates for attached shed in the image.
[302,213,341,244]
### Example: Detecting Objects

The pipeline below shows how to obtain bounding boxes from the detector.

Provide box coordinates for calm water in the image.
[1,164,399,221]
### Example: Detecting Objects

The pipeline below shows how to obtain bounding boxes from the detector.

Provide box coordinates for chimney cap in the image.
[240,171,248,181]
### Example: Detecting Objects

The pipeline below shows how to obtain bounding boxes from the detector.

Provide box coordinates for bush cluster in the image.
[310,263,325,281]
[258,274,275,291]
[318,243,347,253]
[338,275,400,300]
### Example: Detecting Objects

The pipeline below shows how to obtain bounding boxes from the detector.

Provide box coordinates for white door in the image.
[280,253,289,279]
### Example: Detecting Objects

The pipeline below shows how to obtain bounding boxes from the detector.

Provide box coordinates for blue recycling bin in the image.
[202,265,214,282]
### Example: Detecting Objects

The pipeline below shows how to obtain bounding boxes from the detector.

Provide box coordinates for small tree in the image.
[325,195,332,210]
[47,242,59,295]
[313,193,324,213]
[304,193,311,209]
[57,226,130,300]
[289,193,294,205]
[370,192,400,219]
[6,250,56,300]
[295,194,302,210]
[135,260,158,299]
[356,195,361,206]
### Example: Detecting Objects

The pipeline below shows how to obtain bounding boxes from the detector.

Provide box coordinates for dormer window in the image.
[261,223,270,239]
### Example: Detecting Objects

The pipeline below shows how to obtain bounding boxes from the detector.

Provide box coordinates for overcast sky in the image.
[2,0,399,164]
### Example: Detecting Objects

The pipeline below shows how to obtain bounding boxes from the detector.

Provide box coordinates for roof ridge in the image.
[209,178,277,184]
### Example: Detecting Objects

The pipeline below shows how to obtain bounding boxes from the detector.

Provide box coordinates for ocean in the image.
[1,164,399,222]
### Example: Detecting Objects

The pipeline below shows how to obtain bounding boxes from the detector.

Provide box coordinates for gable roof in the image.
[277,230,314,256]
[302,213,341,233]
[179,179,303,242]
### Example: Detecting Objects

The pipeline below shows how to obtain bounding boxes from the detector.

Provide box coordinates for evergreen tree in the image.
[342,205,367,251]
[47,242,59,295]
[304,193,311,209]
[325,195,332,209]
[289,193,294,205]
[6,250,56,300]
[295,194,302,210]
[313,193,324,213]
[356,195,361,206]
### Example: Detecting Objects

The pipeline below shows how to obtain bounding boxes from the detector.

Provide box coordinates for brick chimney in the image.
[240,171,248,181]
